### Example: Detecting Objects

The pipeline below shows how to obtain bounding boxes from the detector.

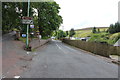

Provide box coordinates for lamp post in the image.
[26,0,30,48]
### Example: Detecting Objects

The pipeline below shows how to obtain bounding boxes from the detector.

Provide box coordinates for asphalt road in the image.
[21,40,118,78]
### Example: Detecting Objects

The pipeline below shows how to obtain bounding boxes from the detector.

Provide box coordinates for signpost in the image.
[30,25,34,28]
[22,17,33,24]
[26,0,30,49]
[20,0,32,50]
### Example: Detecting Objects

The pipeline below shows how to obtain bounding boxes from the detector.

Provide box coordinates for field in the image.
[73,27,120,45]
[74,27,108,38]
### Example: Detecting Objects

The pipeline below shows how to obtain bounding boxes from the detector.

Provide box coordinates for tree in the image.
[108,22,120,34]
[54,30,66,39]
[2,2,21,34]
[32,2,63,37]
[114,22,120,32]
[66,31,69,36]
[2,1,62,37]
[2,2,34,34]
[97,28,100,33]
[92,27,97,33]
[69,28,75,37]
[108,24,114,34]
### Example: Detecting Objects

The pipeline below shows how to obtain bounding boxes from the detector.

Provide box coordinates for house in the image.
[114,39,120,46]
[70,37,76,40]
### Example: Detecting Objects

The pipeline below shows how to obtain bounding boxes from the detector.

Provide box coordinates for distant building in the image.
[114,39,120,46]
[85,37,91,41]
[80,38,86,41]
[51,36,55,39]
[70,37,76,40]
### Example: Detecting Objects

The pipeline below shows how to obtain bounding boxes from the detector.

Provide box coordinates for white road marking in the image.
[14,76,20,78]
[56,44,62,50]
[55,41,81,55]
[56,43,67,54]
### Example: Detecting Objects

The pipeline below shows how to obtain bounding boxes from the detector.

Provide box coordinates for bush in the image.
[63,40,120,57]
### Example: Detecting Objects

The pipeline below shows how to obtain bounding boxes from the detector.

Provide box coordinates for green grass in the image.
[88,32,120,45]
[109,32,120,40]
[19,37,32,43]
[89,32,110,43]
[19,37,26,43]
[74,30,92,37]
[108,32,120,44]
[74,27,108,38]
[73,27,120,45]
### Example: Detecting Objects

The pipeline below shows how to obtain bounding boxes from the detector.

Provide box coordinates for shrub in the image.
[63,40,120,57]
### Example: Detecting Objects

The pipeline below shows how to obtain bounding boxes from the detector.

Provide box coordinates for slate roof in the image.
[114,39,120,46]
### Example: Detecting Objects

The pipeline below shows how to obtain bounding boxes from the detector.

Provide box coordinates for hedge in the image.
[62,40,120,57]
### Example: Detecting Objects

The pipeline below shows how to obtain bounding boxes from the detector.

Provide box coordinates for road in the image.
[21,40,118,78]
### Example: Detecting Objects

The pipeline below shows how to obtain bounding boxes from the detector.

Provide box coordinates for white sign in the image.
[22,17,33,24]
[30,25,34,28]
[22,20,33,24]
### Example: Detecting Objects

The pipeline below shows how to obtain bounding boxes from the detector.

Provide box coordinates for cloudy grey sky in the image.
[55,0,120,31]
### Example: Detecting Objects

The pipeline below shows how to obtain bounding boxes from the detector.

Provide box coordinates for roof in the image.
[114,39,120,46]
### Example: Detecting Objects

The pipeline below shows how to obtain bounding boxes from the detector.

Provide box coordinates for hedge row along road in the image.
[62,40,120,57]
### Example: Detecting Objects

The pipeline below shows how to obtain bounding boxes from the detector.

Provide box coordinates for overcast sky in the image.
[55,0,120,31]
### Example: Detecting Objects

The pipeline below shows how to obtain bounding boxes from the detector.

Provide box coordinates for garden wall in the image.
[62,40,120,57]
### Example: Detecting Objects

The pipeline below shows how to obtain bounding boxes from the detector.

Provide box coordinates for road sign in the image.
[22,34,26,37]
[30,25,34,28]
[22,17,33,24]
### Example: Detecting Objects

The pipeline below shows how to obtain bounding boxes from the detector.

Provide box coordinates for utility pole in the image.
[26,0,30,48]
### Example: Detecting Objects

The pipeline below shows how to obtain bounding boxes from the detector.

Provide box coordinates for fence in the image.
[62,39,120,57]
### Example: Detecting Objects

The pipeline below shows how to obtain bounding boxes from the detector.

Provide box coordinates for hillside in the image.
[74,27,108,38]
[73,27,120,45]
[75,27,108,31]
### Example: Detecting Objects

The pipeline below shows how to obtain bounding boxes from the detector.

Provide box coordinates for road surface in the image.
[21,40,118,78]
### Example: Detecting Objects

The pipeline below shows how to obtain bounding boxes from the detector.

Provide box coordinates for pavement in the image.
[2,32,49,78]
[20,40,118,78]
[2,32,32,78]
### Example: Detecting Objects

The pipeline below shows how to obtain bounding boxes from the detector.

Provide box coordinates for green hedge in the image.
[62,40,120,57]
